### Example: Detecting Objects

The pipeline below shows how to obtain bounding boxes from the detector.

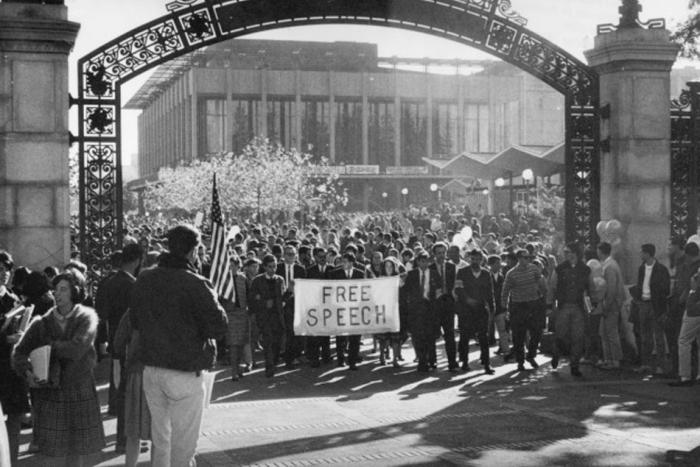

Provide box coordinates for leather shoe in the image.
[517,363,526,371]
[484,366,495,375]
[526,357,539,369]
[551,354,559,369]
[461,362,471,372]
[349,364,358,371]
[668,379,695,387]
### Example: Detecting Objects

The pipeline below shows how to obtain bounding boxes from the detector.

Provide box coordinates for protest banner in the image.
[294,276,400,336]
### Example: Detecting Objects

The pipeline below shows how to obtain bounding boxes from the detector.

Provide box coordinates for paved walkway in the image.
[16,339,700,466]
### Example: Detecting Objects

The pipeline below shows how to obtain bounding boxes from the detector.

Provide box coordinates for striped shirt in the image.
[501,263,542,305]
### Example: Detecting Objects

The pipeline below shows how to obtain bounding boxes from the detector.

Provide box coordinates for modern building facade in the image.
[126,38,566,210]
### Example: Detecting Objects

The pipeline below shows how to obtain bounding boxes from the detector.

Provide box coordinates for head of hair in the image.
[121,243,144,265]
[271,244,283,256]
[43,266,59,280]
[243,257,261,268]
[415,250,430,262]
[166,225,201,258]
[23,271,52,300]
[431,241,448,254]
[110,251,123,269]
[685,242,700,257]
[344,244,358,255]
[342,252,356,264]
[298,245,311,256]
[0,250,14,271]
[641,243,656,257]
[53,269,86,304]
[487,255,501,266]
[566,242,582,259]
[312,247,326,257]
[262,254,276,267]
[597,242,612,256]
[65,260,88,275]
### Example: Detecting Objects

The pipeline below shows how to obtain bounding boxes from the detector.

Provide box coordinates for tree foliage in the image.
[144,138,347,218]
[672,0,700,58]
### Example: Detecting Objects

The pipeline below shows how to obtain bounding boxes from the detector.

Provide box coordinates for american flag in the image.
[209,174,234,301]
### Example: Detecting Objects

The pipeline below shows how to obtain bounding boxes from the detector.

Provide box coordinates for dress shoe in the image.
[231,375,239,382]
[526,357,539,369]
[571,367,583,377]
[668,379,695,387]
[265,368,275,378]
[484,366,495,375]
[337,360,346,367]
[393,361,401,369]
[517,363,526,371]
[348,364,358,371]
[448,364,459,373]
[551,353,559,369]
[461,362,471,372]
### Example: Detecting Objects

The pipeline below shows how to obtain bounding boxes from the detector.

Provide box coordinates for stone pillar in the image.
[585,27,679,280]
[0,3,79,270]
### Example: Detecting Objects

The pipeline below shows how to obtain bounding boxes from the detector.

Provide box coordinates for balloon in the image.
[227,225,241,242]
[460,226,473,242]
[596,221,607,239]
[605,219,623,239]
[452,233,466,249]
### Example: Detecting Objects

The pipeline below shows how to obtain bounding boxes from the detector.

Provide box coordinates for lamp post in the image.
[381,191,388,210]
[401,187,408,209]
[522,168,534,216]
[430,183,438,206]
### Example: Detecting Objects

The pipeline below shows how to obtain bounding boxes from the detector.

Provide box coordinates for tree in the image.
[672,1,700,58]
[143,138,346,219]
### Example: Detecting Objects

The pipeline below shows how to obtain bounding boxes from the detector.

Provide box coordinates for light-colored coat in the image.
[601,256,627,312]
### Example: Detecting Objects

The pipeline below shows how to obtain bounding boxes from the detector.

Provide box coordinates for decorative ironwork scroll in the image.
[75,0,601,281]
[670,84,700,241]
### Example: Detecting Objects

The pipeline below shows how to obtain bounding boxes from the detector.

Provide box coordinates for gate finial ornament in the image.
[618,0,642,29]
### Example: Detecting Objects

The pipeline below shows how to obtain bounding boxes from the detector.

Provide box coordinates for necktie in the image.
[287,265,291,290]
[440,264,445,295]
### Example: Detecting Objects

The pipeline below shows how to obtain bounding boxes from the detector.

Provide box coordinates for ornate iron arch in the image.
[75,0,600,277]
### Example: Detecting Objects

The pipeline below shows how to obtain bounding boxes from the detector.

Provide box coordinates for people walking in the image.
[250,255,285,378]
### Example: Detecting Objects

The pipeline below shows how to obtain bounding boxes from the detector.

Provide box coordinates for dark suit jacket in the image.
[329,267,365,280]
[405,268,435,304]
[306,264,333,280]
[95,270,137,347]
[635,261,671,316]
[455,266,495,318]
[491,271,505,315]
[429,261,456,297]
[249,273,285,326]
[276,262,307,289]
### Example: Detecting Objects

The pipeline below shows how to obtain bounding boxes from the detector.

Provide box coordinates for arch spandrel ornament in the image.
[75,0,600,280]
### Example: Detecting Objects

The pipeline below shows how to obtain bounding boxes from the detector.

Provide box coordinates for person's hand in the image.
[265,299,274,309]
[6,332,23,344]
[454,280,464,289]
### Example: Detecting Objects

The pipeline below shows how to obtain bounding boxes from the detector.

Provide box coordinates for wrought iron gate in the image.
[73,0,601,281]
[671,83,700,241]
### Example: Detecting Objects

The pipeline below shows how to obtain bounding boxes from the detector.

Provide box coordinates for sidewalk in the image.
[16,339,700,466]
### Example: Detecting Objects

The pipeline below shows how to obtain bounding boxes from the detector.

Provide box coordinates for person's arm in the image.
[501,271,511,309]
[52,309,98,361]
[194,279,228,340]
[112,310,132,361]
[486,273,495,315]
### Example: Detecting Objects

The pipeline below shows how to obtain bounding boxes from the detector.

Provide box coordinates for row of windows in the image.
[199,98,498,165]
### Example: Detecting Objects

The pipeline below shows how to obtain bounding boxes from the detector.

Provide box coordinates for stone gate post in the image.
[0,2,79,269]
[585,25,679,280]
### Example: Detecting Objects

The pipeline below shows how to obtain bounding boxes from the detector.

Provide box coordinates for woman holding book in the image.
[12,268,104,466]
[0,250,29,464]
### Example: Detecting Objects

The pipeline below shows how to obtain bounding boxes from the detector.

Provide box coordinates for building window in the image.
[368,100,395,168]
[267,98,296,150]
[432,101,459,158]
[464,103,490,153]
[231,98,261,154]
[335,99,362,165]
[301,99,330,160]
[202,98,225,155]
[400,101,427,166]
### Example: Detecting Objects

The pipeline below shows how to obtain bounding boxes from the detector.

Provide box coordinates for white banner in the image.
[294,277,400,336]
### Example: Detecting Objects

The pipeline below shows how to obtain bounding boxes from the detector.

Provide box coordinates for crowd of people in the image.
[1,204,699,466]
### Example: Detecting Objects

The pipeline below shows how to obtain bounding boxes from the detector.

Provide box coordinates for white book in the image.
[29,345,51,382]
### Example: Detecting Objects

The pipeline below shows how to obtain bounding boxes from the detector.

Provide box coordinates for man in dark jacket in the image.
[130,225,227,467]
[429,242,458,372]
[455,249,496,374]
[95,243,142,451]
[329,253,365,370]
[276,244,306,369]
[250,254,286,377]
[633,243,671,374]
[551,242,591,377]
[305,247,333,367]
[404,251,437,372]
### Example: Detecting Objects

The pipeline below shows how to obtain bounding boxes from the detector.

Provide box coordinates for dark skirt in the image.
[33,377,105,457]
[124,369,151,440]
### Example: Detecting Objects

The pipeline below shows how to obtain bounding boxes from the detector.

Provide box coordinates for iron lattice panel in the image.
[76,0,600,281]
[670,85,700,241]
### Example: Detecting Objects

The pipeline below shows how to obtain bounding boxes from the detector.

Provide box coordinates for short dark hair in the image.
[0,250,14,270]
[641,243,656,257]
[487,255,501,266]
[166,225,200,258]
[685,242,700,257]
[298,245,311,256]
[565,242,582,259]
[271,244,283,256]
[432,242,448,254]
[415,251,430,262]
[243,257,261,268]
[312,247,326,257]
[261,254,276,266]
[597,242,612,256]
[122,243,144,264]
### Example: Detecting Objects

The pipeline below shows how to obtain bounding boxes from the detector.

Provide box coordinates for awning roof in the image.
[477,145,564,178]
[422,154,502,179]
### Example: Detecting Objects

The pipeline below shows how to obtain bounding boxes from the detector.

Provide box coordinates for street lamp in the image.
[495,178,505,188]
[481,188,489,196]
[381,191,388,210]
[430,183,439,206]
[401,187,408,209]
